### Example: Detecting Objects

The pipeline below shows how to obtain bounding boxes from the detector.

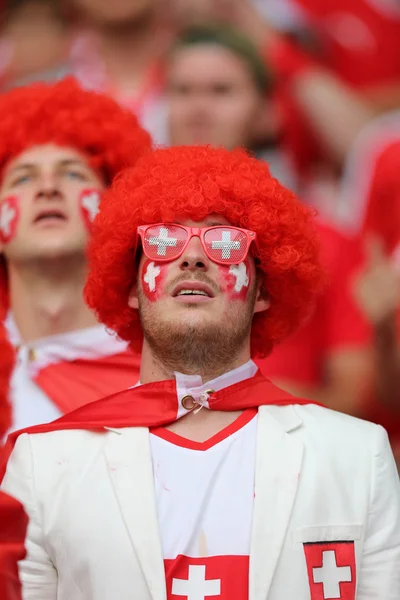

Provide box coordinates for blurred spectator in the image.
[271,0,400,109]
[0,322,27,600]
[166,25,297,190]
[0,0,69,87]
[338,112,400,463]
[166,1,375,217]
[61,0,172,142]
[0,78,150,431]
[164,24,373,419]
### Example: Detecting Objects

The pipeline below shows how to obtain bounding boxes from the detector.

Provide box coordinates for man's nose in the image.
[179,235,210,271]
[35,174,62,201]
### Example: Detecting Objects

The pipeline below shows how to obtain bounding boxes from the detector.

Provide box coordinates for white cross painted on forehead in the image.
[0,201,16,236]
[211,230,241,259]
[149,227,178,256]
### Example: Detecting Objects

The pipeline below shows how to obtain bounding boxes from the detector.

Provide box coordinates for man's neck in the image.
[139,339,252,385]
[90,13,170,97]
[9,257,98,343]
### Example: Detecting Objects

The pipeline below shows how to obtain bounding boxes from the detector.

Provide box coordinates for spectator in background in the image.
[0,0,69,87]
[62,0,172,143]
[167,0,375,218]
[165,24,373,420]
[167,25,297,190]
[0,322,27,600]
[0,78,150,431]
[338,112,400,463]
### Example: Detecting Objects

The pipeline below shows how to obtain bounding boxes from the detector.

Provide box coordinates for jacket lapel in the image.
[104,427,166,600]
[249,405,304,600]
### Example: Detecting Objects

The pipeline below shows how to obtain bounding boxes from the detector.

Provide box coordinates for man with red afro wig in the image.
[2,146,400,598]
[0,78,151,432]
[0,321,27,600]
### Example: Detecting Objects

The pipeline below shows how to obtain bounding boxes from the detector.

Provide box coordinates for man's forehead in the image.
[5,143,89,172]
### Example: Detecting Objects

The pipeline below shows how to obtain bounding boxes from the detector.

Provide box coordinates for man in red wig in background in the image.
[0,323,27,600]
[1,146,399,598]
[0,78,150,431]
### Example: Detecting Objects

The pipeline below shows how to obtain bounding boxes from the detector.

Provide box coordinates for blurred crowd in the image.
[0,0,400,468]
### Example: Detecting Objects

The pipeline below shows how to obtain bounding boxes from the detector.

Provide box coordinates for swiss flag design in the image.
[164,555,249,599]
[303,542,356,600]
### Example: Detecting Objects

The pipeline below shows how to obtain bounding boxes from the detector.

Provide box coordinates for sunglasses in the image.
[137,223,257,266]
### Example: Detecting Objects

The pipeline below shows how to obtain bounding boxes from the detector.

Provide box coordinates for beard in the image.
[138,288,257,377]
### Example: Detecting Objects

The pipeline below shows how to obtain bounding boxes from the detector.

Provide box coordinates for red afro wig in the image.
[0,77,151,311]
[85,146,324,358]
[0,320,13,439]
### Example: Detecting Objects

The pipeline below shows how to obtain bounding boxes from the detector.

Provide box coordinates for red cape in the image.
[1,371,320,482]
[0,491,27,600]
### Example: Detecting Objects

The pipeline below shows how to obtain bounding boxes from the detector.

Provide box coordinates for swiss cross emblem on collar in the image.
[303,541,356,599]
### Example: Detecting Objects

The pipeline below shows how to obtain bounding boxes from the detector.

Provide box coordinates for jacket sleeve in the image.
[358,426,400,598]
[0,490,28,600]
[1,434,58,599]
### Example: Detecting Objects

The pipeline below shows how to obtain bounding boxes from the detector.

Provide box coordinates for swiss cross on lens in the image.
[211,230,241,259]
[149,227,178,256]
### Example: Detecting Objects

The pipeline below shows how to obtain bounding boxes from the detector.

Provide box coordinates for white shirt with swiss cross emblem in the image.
[150,401,257,600]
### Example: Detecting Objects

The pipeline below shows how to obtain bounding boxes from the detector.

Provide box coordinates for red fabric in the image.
[34,349,140,414]
[257,221,371,385]
[361,140,400,253]
[293,0,400,88]
[346,137,400,446]
[303,541,356,600]
[0,491,27,600]
[0,371,319,483]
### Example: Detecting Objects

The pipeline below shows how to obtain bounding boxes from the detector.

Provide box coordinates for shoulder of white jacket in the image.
[259,403,384,439]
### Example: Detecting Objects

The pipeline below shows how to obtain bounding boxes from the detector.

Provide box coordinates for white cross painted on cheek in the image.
[172,565,221,600]
[81,192,100,222]
[144,262,161,292]
[149,227,178,256]
[313,550,352,599]
[0,201,16,237]
[229,262,249,292]
[211,230,241,259]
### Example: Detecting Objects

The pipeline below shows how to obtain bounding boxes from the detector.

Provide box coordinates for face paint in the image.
[218,259,250,301]
[142,259,167,301]
[0,196,19,244]
[79,189,102,231]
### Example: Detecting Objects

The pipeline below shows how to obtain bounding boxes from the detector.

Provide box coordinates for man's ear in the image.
[254,271,270,314]
[128,279,139,310]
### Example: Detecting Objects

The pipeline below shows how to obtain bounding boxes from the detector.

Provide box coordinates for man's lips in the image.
[172,281,215,298]
[33,208,68,225]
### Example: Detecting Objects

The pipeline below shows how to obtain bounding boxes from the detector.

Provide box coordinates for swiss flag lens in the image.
[144,225,187,259]
[205,227,248,263]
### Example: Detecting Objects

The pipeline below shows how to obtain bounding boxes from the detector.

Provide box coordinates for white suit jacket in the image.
[2,404,400,600]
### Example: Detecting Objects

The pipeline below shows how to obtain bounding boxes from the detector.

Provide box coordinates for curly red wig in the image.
[0,77,151,311]
[85,146,324,358]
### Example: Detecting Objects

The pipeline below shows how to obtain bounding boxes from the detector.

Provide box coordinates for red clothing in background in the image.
[258,220,370,385]
[0,490,27,600]
[294,0,400,88]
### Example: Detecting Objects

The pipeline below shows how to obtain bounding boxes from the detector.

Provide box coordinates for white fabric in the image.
[2,395,400,599]
[151,414,257,560]
[174,360,258,420]
[5,315,129,432]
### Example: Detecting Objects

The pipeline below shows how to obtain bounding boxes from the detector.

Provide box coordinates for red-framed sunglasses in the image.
[137,223,257,266]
